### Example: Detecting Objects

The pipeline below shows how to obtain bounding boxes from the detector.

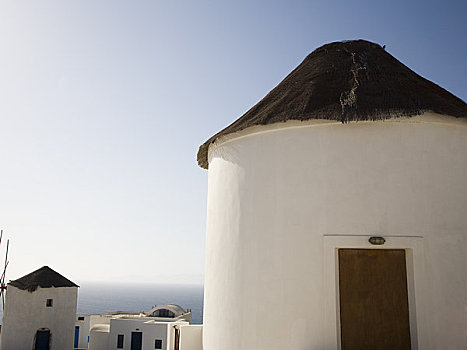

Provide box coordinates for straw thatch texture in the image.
[9,266,78,292]
[197,40,467,169]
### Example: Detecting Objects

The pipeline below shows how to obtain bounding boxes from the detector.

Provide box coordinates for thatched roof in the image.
[197,40,467,169]
[9,266,78,292]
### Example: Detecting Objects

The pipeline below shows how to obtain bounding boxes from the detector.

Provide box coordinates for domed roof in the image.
[9,266,78,292]
[146,304,187,317]
[197,40,467,169]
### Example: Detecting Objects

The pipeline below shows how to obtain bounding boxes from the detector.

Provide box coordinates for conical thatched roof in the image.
[197,40,467,169]
[9,266,78,292]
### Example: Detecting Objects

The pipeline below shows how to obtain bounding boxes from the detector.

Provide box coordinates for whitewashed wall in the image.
[106,318,188,350]
[75,314,115,349]
[179,325,202,350]
[203,113,467,350]
[88,324,109,350]
[0,285,78,350]
[108,318,168,350]
[75,314,91,348]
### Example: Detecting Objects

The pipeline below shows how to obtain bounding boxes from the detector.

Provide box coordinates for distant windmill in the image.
[0,230,10,310]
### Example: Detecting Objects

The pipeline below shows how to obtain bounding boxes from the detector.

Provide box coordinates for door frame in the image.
[323,235,425,350]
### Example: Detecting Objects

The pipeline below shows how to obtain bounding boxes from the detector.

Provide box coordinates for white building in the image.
[0,266,78,350]
[75,313,117,349]
[87,318,200,350]
[106,317,187,350]
[78,305,196,350]
[74,313,92,349]
[197,40,467,350]
[178,325,202,350]
[88,324,110,350]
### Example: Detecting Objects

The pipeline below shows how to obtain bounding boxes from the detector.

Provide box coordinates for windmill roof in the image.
[9,266,78,292]
[197,39,467,169]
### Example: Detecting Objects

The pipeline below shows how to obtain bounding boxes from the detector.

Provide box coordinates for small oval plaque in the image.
[368,236,386,245]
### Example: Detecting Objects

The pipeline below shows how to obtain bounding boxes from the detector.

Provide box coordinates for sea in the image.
[77,282,204,324]
[0,283,204,325]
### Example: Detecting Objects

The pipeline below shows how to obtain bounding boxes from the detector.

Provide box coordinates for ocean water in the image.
[77,282,204,324]
[0,283,204,325]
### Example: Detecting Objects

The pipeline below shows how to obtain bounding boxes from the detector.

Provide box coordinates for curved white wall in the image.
[203,113,467,350]
[88,325,109,350]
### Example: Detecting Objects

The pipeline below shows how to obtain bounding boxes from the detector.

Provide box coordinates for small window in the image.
[154,309,175,318]
[155,339,163,349]
[78,316,85,321]
[117,334,124,348]
[46,299,53,307]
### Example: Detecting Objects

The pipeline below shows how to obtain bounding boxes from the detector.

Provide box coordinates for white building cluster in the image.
[74,305,199,350]
[0,266,202,350]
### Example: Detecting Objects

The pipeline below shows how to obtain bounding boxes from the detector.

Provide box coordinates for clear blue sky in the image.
[0,0,465,284]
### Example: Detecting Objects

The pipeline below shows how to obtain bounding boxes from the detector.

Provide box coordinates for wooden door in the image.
[338,249,411,350]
